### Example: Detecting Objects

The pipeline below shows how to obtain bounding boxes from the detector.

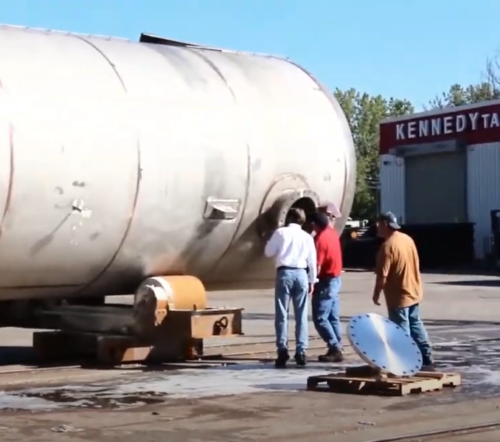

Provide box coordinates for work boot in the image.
[275,349,290,368]
[318,348,344,363]
[421,363,436,372]
[294,352,307,367]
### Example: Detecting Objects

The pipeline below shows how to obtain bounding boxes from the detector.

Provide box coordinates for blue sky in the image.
[4,0,499,110]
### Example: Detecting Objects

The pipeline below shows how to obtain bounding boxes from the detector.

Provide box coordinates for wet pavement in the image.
[1,321,500,413]
[0,271,499,441]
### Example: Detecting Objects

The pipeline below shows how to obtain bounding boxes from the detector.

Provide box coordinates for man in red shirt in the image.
[311,212,344,362]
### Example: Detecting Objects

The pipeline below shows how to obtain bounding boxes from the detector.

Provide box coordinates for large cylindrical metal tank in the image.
[0,25,356,301]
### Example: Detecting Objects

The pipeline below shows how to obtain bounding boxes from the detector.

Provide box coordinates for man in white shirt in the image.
[264,207,317,368]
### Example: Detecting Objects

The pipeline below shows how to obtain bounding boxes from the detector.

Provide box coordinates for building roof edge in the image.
[381,98,500,125]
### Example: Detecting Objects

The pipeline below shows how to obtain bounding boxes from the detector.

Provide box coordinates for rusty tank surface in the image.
[0,24,356,302]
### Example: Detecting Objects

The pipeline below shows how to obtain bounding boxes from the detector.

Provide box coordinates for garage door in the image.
[405,152,467,224]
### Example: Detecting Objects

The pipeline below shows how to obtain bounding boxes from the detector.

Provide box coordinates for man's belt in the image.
[277,266,307,271]
[317,274,341,280]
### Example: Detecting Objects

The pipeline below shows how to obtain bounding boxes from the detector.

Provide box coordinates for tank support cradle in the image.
[30,276,244,367]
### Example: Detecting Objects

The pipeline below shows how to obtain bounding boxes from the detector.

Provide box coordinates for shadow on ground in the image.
[424,318,500,327]
[432,279,500,288]
[244,314,500,327]
[345,266,499,277]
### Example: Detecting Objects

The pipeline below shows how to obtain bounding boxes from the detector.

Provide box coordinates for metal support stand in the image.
[27,276,244,367]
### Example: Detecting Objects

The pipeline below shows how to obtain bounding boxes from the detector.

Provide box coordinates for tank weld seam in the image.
[186,49,253,277]
[73,35,128,92]
[0,124,14,239]
[69,141,142,296]
[186,49,237,101]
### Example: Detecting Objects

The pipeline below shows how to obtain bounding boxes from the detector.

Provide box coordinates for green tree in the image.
[427,55,500,109]
[334,89,414,219]
[427,82,499,109]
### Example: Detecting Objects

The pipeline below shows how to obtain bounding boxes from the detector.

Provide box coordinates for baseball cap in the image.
[319,202,342,218]
[378,212,401,230]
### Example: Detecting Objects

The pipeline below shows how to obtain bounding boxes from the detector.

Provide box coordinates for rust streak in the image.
[0,124,15,238]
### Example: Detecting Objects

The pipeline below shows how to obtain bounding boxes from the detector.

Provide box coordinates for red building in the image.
[379,100,500,259]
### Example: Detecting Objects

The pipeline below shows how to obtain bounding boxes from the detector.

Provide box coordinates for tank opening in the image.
[287,197,317,234]
[287,197,317,220]
[258,191,320,241]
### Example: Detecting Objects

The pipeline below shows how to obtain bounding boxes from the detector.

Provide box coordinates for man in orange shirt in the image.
[311,212,344,363]
[372,212,434,370]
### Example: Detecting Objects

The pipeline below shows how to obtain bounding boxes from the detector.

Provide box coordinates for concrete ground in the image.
[0,271,500,441]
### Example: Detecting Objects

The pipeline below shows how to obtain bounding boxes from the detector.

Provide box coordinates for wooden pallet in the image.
[306,366,462,396]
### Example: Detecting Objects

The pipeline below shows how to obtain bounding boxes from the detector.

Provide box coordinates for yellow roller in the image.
[132,275,207,336]
[135,275,207,313]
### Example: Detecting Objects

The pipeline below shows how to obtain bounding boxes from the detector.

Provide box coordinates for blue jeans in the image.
[388,304,433,366]
[312,277,342,351]
[274,268,309,355]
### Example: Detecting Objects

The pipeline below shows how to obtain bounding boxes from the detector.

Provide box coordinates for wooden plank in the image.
[306,371,462,396]
[344,365,462,385]
[33,331,204,366]
[415,371,462,386]
[345,365,380,377]
[399,378,441,395]
[31,306,245,366]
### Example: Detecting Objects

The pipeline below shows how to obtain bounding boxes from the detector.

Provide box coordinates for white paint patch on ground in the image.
[0,363,356,411]
[3,355,500,413]
[458,366,500,386]
[114,365,338,398]
[0,394,52,411]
